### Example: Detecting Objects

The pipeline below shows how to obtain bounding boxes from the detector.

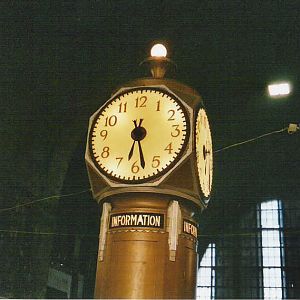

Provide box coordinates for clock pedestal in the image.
[85,75,213,298]
[94,194,198,299]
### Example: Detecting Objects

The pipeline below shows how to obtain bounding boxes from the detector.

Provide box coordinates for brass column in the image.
[94,194,198,299]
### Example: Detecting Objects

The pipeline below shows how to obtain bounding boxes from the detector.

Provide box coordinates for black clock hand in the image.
[137,140,145,169]
[128,119,146,168]
[128,120,138,161]
[128,141,136,160]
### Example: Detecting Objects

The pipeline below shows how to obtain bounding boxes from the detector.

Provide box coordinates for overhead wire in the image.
[214,127,288,153]
[0,126,292,238]
[0,188,91,214]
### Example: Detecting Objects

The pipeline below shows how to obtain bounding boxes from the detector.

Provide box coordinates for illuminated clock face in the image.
[89,87,190,184]
[195,108,213,201]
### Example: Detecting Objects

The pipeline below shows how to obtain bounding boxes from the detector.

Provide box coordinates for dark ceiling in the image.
[1,1,300,228]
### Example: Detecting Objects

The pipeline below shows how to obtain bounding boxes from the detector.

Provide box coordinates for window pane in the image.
[261,230,280,247]
[197,243,216,300]
[263,268,282,287]
[261,200,278,210]
[259,200,285,299]
[197,287,212,300]
[264,287,282,299]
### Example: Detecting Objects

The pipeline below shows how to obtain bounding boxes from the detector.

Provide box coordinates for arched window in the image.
[258,199,286,299]
[196,243,216,299]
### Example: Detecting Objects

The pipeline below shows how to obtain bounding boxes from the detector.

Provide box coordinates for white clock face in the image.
[89,87,190,183]
[196,108,213,200]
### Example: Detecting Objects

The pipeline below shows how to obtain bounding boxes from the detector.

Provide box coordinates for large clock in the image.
[89,86,190,184]
[195,108,213,201]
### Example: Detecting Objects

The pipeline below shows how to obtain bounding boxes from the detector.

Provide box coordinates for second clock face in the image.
[90,87,190,183]
[195,108,213,201]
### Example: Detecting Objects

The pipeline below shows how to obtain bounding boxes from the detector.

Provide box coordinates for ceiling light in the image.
[268,82,291,97]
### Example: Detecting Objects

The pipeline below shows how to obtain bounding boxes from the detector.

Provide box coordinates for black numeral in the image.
[135,96,147,108]
[105,115,117,127]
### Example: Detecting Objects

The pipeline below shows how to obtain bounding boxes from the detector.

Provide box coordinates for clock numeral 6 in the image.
[105,115,117,127]
[101,146,110,158]
[152,156,160,168]
[131,161,140,174]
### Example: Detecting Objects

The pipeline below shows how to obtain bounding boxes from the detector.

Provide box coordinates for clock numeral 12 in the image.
[135,96,147,108]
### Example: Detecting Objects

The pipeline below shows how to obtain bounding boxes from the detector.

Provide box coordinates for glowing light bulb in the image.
[150,44,167,58]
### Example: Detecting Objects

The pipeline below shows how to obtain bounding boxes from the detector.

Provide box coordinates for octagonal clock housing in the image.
[85,79,212,209]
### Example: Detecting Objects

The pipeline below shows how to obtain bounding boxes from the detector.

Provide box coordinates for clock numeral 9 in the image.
[171,125,180,137]
[100,130,108,140]
[131,161,140,174]
[152,156,160,168]
[135,96,147,108]
[105,115,117,127]
[101,146,110,158]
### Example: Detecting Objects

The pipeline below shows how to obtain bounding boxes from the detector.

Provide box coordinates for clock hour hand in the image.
[128,119,147,169]
[128,140,136,161]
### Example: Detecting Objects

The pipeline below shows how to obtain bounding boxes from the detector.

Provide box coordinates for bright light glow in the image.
[268,82,291,97]
[150,43,167,57]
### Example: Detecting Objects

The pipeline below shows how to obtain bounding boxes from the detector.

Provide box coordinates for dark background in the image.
[1,1,299,298]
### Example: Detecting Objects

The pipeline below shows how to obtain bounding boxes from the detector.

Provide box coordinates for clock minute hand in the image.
[137,140,145,169]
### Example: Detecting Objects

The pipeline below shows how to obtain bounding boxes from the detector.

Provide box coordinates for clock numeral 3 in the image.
[135,96,147,108]
[101,147,110,158]
[171,125,180,137]
[105,115,117,127]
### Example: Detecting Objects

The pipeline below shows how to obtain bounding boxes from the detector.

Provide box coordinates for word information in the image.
[183,219,198,238]
[109,212,164,229]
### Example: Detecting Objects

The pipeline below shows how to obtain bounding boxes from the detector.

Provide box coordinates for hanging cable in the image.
[0,188,91,214]
[214,127,288,153]
[0,228,97,237]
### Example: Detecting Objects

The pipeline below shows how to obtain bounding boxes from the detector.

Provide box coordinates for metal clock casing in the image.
[87,85,192,186]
